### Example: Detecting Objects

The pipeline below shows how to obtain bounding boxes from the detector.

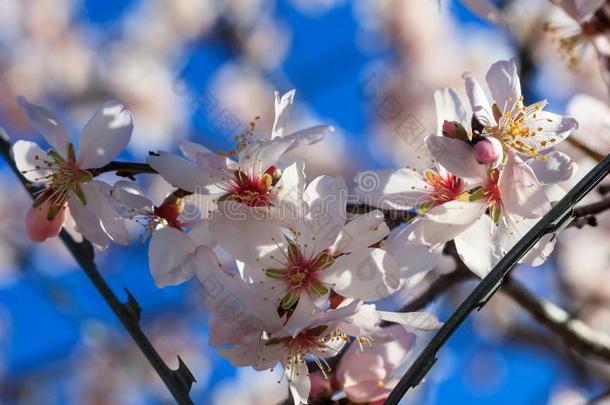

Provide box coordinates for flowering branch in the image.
[0,129,196,405]
[386,153,610,405]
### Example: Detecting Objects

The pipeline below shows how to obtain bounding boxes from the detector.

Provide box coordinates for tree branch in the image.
[503,278,610,362]
[567,137,605,163]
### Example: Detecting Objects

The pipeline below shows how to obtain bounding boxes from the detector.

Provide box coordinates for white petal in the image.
[461,0,507,25]
[148,227,196,287]
[407,200,485,247]
[147,152,217,193]
[283,125,334,151]
[425,136,487,182]
[195,248,284,333]
[523,111,578,152]
[238,138,293,173]
[178,137,212,160]
[110,180,154,217]
[385,225,442,278]
[209,208,285,263]
[528,151,577,184]
[187,220,216,247]
[67,194,110,250]
[299,175,347,257]
[288,361,311,405]
[462,72,495,127]
[84,181,129,245]
[485,58,521,110]
[11,140,51,183]
[272,89,295,138]
[378,310,442,331]
[354,169,428,210]
[434,87,470,134]
[283,293,319,337]
[77,101,133,168]
[320,248,400,301]
[17,96,71,157]
[454,215,499,278]
[332,210,389,254]
[277,160,306,204]
[499,152,550,218]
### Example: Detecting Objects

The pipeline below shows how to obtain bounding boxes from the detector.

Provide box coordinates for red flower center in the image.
[424,169,465,205]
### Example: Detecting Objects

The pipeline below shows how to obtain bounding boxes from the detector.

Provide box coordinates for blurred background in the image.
[0,0,609,403]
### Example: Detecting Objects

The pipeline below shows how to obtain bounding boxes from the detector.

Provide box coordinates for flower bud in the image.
[26,200,66,242]
[473,136,503,165]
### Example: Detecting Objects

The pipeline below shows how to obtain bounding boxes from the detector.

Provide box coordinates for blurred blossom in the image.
[68,317,210,404]
[212,367,287,405]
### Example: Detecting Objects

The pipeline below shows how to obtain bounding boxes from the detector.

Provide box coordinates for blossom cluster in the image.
[12,58,578,404]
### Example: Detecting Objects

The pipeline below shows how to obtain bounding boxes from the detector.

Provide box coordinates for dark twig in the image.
[90,161,157,179]
[0,130,195,404]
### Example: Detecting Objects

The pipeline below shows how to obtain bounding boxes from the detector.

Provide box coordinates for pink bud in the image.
[26,200,66,242]
[443,120,460,138]
[474,137,502,164]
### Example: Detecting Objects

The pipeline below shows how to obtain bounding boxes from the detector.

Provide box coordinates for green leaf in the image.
[281,290,299,310]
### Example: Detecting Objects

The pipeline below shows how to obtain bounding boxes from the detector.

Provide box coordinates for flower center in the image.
[222,168,276,207]
[264,242,334,309]
[24,144,92,219]
[424,169,465,205]
[494,97,556,157]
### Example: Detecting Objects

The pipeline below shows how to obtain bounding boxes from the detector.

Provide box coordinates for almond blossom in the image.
[213,170,400,320]
[409,138,556,277]
[12,97,132,249]
[546,0,610,70]
[104,180,216,287]
[335,324,416,403]
[146,90,333,212]
[462,58,578,159]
